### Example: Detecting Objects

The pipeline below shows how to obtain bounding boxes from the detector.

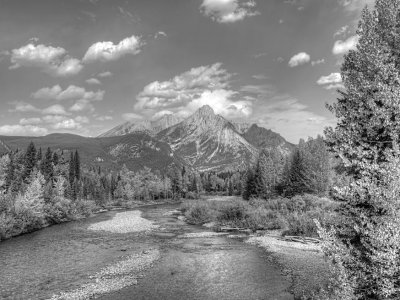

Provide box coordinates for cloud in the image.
[333,35,358,55]
[338,0,375,12]
[135,63,253,119]
[42,104,69,115]
[317,73,342,85]
[317,72,344,90]
[83,35,143,63]
[155,31,167,39]
[122,113,144,121]
[253,52,268,58]
[19,117,42,125]
[252,74,269,80]
[200,0,260,23]
[333,25,349,37]
[32,85,104,103]
[95,115,113,121]
[51,119,82,130]
[288,52,310,67]
[10,43,83,77]
[9,101,40,113]
[69,99,95,112]
[152,110,174,120]
[0,125,48,136]
[98,71,113,77]
[311,59,325,66]
[86,78,101,85]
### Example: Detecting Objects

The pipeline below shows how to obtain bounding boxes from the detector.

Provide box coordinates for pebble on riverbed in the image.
[88,211,158,233]
[49,249,161,300]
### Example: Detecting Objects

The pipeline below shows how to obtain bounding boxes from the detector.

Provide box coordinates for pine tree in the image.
[68,152,75,185]
[74,150,80,181]
[23,142,37,181]
[320,1,400,298]
[41,147,54,182]
[285,146,311,197]
[52,152,59,166]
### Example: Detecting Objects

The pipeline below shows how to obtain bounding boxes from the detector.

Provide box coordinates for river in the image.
[0,204,293,300]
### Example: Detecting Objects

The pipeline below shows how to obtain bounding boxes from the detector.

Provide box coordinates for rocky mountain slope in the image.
[157,105,259,172]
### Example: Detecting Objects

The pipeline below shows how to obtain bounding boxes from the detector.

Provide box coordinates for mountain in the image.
[99,114,182,138]
[0,105,295,173]
[0,133,180,172]
[157,105,259,172]
[242,124,294,155]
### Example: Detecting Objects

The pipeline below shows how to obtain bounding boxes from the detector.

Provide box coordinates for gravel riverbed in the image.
[88,211,159,233]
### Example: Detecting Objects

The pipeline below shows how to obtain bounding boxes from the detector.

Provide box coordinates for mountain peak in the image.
[196,105,215,116]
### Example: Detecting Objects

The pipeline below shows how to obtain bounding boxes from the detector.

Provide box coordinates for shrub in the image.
[184,202,215,225]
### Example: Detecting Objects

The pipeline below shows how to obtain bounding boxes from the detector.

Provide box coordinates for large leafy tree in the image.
[321,0,400,298]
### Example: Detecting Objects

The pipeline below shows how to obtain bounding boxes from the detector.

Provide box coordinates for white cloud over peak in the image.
[10,43,83,77]
[98,71,113,78]
[135,63,252,119]
[288,52,310,67]
[200,0,259,23]
[9,102,40,113]
[83,35,143,63]
[333,35,358,55]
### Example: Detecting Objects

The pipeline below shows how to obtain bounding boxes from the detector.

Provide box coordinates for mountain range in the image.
[0,105,294,173]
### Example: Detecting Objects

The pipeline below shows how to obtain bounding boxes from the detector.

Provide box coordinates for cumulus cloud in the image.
[83,35,143,63]
[10,43,83,77]
[9,102,39,113]
[19,117,42,125]
[52,119,82,130]
[317,73,344,90]
[135,63,253,119]
[333,35,358,55]
[86,78,101,85]
[155,31,167,39]
[42,104,69,115]
[288,52,311,67]
[95,115,113,121]
[98,71,113,77]
[333,25,349,37]
[32,85,104,112]
[0,125,48,136]
[311,59,325,66]
[200,0,259,23]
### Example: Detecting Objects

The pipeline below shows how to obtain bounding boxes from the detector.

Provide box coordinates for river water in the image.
[0,204,293,300]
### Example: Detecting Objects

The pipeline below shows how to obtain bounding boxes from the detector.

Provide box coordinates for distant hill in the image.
[0,133,181,172]
[0,106,295,173]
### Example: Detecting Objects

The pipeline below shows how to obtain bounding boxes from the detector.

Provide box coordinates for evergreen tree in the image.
[243,168,256,200]
[23,142,37,181]
[320,1,400,298]
[52,152,59,166]
[286,146,311,196]
[41,147,54,182]
[74,150,80,181]
[68,152,75,185]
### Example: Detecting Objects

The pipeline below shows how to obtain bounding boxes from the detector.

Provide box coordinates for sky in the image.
[0,0,374,143]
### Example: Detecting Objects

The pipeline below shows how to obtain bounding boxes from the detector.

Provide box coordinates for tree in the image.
[74,150,80,181]
[286,145,312,197]
[321,1,400,298]
[23,142,37,181]
[68,152,75,185]
[41,147,54,182]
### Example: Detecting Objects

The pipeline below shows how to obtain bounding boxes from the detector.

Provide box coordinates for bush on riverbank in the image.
[181,194,337,237]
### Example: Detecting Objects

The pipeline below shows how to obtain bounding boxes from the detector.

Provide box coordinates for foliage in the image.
[321,1,400,298]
